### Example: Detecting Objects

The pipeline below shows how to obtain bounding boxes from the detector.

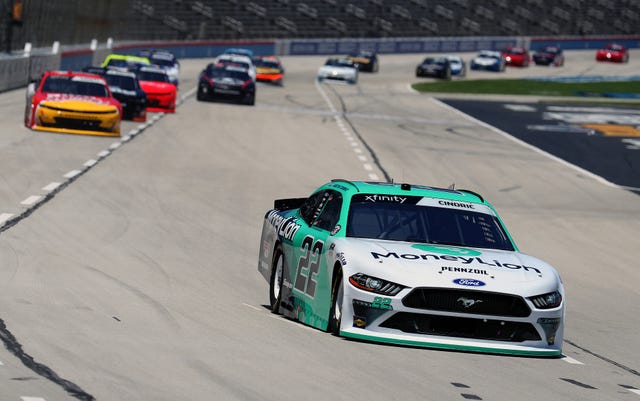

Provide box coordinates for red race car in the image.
[134,66,177,113]
[596,43,629,63]
[501,46,530,67]
[24,70,122,137]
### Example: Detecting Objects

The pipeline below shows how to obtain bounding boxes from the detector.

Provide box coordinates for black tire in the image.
[269,245,285,314]
[197,87,205,101]
[328,270,344,336]
[244,93,255,106]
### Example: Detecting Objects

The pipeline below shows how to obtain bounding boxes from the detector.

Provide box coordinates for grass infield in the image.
[411,78,640,99]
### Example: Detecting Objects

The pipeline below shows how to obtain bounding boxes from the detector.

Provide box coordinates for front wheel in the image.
[269,245,285,314]
[328,271,344,335]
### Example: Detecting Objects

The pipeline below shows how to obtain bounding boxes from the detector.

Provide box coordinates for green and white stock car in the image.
[258,180,565,357]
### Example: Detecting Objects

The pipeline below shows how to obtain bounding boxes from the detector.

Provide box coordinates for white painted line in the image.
[353,148,363,154]
[21,196,41,206]
[358,155,367,161]
[21,397,47,401]
[64,170,81,179]
[120,135,131,142]
[629,388,640,396]
[138,123,149,129]
[109,142,121,150]
[97,150,110,158]
[561,355,584,365]
[0,359,3,365]
[369,173,380,180]
[84,159,97,168]
[42,182,60,192]
[129,129,139,136]
[0,213,13,225]
[242,303,262,311]
[363,163,373,171]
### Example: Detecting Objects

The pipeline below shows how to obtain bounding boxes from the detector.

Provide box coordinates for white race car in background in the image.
[317,57,358,84]
[470,50,506,72]
[446,55,467,77]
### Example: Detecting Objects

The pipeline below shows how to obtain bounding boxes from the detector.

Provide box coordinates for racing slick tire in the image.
[243,93,255,106]
[328,269,344,336]
[269,245,285,314]
[197,86,206,101]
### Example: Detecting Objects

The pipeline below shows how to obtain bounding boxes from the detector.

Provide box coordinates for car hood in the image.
[318,65,355,74]
[473,57,498,66]
[39,95,118,111]
[139,81,176,94]
[334,238,560,296]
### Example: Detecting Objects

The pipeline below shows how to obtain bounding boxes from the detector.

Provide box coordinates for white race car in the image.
[258,180,565,357]
[215,54,257,82]
[470,50,506,72]
[446,55,467,77]
[317,57,358,84]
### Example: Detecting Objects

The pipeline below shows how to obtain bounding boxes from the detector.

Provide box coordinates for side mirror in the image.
[26,81,36,97]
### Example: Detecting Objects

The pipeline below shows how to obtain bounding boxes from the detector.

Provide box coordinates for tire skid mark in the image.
[0,319,95,401]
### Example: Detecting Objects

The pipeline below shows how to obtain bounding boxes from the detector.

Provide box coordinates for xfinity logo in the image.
[364,194,407,203]
[453,278,485,287]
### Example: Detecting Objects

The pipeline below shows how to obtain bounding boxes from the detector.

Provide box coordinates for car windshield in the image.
[42,76,109,97]
[150,57,176,67]
[206,66,250,80]
[346,194,514,251]
[326,59,354,67]
[105,74,138,91]
[137,70,169,82]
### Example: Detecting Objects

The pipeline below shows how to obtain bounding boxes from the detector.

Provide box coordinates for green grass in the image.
[411,79,640,98]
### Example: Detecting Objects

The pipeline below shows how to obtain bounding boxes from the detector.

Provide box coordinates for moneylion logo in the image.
[457,297,483,309]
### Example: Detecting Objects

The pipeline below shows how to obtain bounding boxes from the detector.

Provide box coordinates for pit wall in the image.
[1,35,638,93]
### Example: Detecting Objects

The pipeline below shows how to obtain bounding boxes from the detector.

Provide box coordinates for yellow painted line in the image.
[580,124,640,137]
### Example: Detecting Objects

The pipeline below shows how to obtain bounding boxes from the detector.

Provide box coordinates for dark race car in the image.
[82,66,147,121]
[532,46,564,66]
[197,63,256,105]
[416,56,451,79]
[347,50,379,72]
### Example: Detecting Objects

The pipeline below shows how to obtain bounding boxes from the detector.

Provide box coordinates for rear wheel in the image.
[269,245,285,314]
[328,271,344,335]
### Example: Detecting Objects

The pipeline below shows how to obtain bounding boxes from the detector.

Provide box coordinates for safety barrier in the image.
[1,35,638,94]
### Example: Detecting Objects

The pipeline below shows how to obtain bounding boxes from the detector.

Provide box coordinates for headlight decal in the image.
[349,273,406,296]
[529,291,562,309]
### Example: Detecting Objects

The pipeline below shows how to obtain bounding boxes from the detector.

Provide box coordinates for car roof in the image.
[321,180,486,204]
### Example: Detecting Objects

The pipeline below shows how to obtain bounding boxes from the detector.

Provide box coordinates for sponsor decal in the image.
[44,93,109,104]
[371,251,542,274]
[364,194,407,203]
[336,251,347,266]
[267,210,301,241]
[412,243,481,257]
[441,266,488,275]
[330,224,341,236]
[438,200,474,209]
[453,278,485,287]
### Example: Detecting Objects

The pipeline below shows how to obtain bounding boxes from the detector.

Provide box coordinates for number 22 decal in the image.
[294,235,323,298]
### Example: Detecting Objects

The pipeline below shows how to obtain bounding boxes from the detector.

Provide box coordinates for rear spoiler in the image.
[274,197,306,211]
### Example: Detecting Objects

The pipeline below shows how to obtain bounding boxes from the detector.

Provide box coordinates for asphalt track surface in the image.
[0,50,639,401]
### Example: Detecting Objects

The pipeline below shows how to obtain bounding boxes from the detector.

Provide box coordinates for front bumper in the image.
[33,105,120,137]
[146,92,176,113]
[340,284,564,357]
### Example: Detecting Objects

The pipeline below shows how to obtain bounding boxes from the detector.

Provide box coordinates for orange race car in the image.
[253,55,285,85]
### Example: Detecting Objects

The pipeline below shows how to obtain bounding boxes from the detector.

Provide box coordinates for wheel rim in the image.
[334,280,343,323]
[273,254,283,300]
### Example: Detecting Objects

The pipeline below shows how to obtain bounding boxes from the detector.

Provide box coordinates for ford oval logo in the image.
[453,278,486,287]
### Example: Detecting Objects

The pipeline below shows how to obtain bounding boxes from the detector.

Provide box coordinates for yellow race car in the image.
[25,71,123,137]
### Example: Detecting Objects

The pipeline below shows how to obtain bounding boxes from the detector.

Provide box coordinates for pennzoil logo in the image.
[267,210,301,241]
